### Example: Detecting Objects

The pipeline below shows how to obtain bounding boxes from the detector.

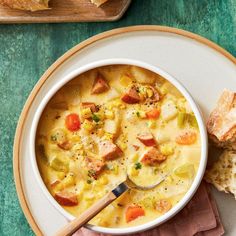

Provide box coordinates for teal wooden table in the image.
[0,0,235,235]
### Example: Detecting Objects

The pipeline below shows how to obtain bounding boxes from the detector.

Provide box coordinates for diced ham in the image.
[141,147,166,165]
[54,191,78,206]
[91,73,109,94]
[80,102,98,113]
[149,86,161,101]
[100,141,123,160]
[57,141,72,150]
[85,157,105,180]
[137,133,156,146]
[121,87,140,104]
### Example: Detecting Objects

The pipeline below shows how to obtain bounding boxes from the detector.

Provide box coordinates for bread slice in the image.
[207,89,236,150]
[0,0,49,11]
[205,150,236,199]
[90,0,109,7]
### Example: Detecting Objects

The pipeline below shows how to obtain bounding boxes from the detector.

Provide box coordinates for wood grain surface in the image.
[0,0,131,23]
[0,0,235,235]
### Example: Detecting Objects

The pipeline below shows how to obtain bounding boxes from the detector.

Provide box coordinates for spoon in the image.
[55,172,170,236]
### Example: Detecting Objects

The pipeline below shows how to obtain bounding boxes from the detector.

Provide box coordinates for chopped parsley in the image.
[136,111,140,117]
[134,162,142,170]
[87,179,92,184]
[88,169,96,178]
[91,113,100,123]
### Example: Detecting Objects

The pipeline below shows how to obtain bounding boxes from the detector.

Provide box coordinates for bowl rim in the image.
[30,58,208,235]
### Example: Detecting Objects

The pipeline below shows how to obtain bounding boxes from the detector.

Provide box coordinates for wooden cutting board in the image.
[0,0,131,23]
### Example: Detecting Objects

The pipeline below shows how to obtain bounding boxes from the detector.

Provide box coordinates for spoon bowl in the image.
[55,171,171,236]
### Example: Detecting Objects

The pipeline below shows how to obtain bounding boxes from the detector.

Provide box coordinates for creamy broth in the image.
[36,65,201,228]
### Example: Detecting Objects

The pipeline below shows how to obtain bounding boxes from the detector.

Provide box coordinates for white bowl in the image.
[30,58,208,235]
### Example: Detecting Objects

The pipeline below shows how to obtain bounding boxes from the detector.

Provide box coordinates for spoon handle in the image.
[55,182,128,236]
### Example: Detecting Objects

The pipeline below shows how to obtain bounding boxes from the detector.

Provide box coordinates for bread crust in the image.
[207,89,236,150]
[0,0,49,11]
[90,0,109,7]
[205,150,236,199]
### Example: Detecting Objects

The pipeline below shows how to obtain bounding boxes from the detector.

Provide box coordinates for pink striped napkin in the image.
[73,182,224,236]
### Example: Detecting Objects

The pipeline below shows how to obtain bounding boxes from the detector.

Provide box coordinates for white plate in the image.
[14,26,236,236]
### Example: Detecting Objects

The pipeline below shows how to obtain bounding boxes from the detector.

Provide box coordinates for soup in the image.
[36,65,201,228]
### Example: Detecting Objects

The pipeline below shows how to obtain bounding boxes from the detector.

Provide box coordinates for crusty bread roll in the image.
[90,0,109,7]
[207,89,236,151]
[0,0,109,11]
[205,150,236,199]
[0,0,49,11]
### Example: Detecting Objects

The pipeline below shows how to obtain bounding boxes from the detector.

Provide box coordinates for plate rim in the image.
[13,25,236,236]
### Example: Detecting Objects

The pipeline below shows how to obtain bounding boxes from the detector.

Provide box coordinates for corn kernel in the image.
[54,182,64,192]
[147,88,154,98]
[83,120,94,131]
[129,167,139,176]
[81,108,92,119]
[119,142,127,151]
[108,99,127,109]
[119,103,126,109]
[72,143,83,151]
[160,84,168,95]
[62,174,75,187]
[84,200,93,209]
[85,193,95,200]
[114,100,122,107]
[132,153,139,162]
[120,74,133,86]
[70,135,81,142]
[83,182,91,190]
[97,128,105,137]
[103,132,114,141]
[139,93,145,102]
[113,165,119,175]
[147,120,156,129]
[136,110,146,118]
[160,143,175,156]
[105,110,114,119]
[139,86,147,96]
[99,176,109,185]
[56,172,66,180]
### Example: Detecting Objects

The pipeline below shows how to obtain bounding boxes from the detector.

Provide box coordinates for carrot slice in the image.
[65,113,81,131]
[126,205,145,223]
[146,108,161,119]
[176,130,197,145]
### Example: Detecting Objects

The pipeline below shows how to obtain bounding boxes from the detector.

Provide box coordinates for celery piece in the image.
[174,163,195,178]
[50,157,69,172]
[92,113,100,122]
[177,112,186,128]
[187,114,198,128]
